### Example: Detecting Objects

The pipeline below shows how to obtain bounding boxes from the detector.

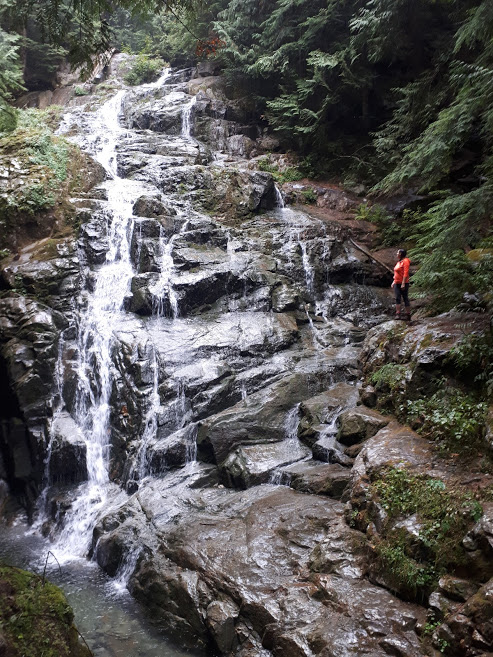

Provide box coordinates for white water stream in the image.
[52,77,176,562]
[182,95,196,138]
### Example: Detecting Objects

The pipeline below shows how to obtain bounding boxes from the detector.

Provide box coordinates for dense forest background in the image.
[0,0,492,310]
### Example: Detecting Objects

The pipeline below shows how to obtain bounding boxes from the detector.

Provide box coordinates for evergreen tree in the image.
[372,0,493,307]
[0,27,23,133]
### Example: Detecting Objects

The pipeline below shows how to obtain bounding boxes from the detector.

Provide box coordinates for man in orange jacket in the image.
[391,248,411,320]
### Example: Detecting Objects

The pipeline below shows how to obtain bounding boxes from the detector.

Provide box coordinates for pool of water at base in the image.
[0,519,203,657]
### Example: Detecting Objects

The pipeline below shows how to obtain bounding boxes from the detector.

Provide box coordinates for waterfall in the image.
[144,68,171,90]
[182,95,196,139]
[149,227,179,318]
[50,79,173,560]
[134,343,162,481]
[298,233,315,295]
[185,424,198,463]
[150,210,190,318]
[269,404,305,484]
[274,185,285,208]
[35,335,66,521]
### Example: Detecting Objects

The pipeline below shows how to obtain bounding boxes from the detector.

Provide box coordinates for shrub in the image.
[373,535,437,598]
[257,158,303,183]
[0,108,69,221]
[356,203,420,247]
[0,106,84,250]
[404,388,487,451]
[355,202,389,223]
[369,363,409,409]
[370,467,483,598]
[74,85,89,96]
[301,189,317,204]
[449,331,493,399]
[124,53,165,85]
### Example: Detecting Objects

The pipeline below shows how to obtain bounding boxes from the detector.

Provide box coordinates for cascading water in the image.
[274,185,285,208]
[52,80,177,559]
[269,404,308,484]
[0,45,407,656]
[53,93,139,558]
[133,342,162,481]
[182,95,196,138]
[299,234,315,295]
[150,208,190,318]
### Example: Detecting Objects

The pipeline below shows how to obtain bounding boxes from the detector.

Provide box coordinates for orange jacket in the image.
[393,257,410,285]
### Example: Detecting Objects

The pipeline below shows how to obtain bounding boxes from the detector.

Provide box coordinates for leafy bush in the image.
[0,27,24,135]
[124,53,165,85]
[374,536,437,597]
[0,106,85,250]
[404,388,487,451]
[301,189,317,204]
[0,108,69,215]
[370,467,483,597]
[257,158,303,183]
[355,203,389,223]
[356,203,420,247]
[74,85,90,96]
[449,332,493,399]
[369,363,409,400]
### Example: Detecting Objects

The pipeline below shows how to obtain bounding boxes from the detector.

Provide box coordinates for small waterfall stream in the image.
[53,99,138,559]
[52,82,170,559]
[182,95,196,138]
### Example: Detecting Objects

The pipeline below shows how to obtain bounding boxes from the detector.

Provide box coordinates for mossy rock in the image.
[0,108,105,252]
[0,564,92,657]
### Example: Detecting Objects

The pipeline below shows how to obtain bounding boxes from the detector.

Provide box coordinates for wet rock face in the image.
[0,297,67,506]
[0,62,445,657]
[361,313,492,402]
[104,484,427,656]
[49,413,87,485]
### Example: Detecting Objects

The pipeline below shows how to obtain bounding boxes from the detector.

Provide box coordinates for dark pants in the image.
[394,283,410,307]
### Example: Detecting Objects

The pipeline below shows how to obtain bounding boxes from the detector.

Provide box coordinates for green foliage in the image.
[355,202,389,223]
[124,53,165,85]
[257,157,302,183]
[74,86,90,97]
[369,363,408,392]
[4,0,202,71]
[373,468,482,523]
[405,388,487,451]
[356,204,421,248]
[449,331,493,399]
[373,536,437,597]
[0,27,24,134]
[371,1,493,308]
[301,189,317,204]
[0,564,89,657]
[370,467,483,596]
[0,107,71,233]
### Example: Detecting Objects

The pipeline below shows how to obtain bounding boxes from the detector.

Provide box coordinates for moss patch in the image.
[368,467,483,600]
[0,564,92,657]
[0,107,105,251]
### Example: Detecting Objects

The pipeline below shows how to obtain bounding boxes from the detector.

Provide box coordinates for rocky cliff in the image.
[1,54,492,657]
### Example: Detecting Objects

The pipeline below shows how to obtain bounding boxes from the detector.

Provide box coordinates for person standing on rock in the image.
[392,249,411,320]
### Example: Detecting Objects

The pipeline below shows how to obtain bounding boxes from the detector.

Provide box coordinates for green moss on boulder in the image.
[0,564,92,657]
